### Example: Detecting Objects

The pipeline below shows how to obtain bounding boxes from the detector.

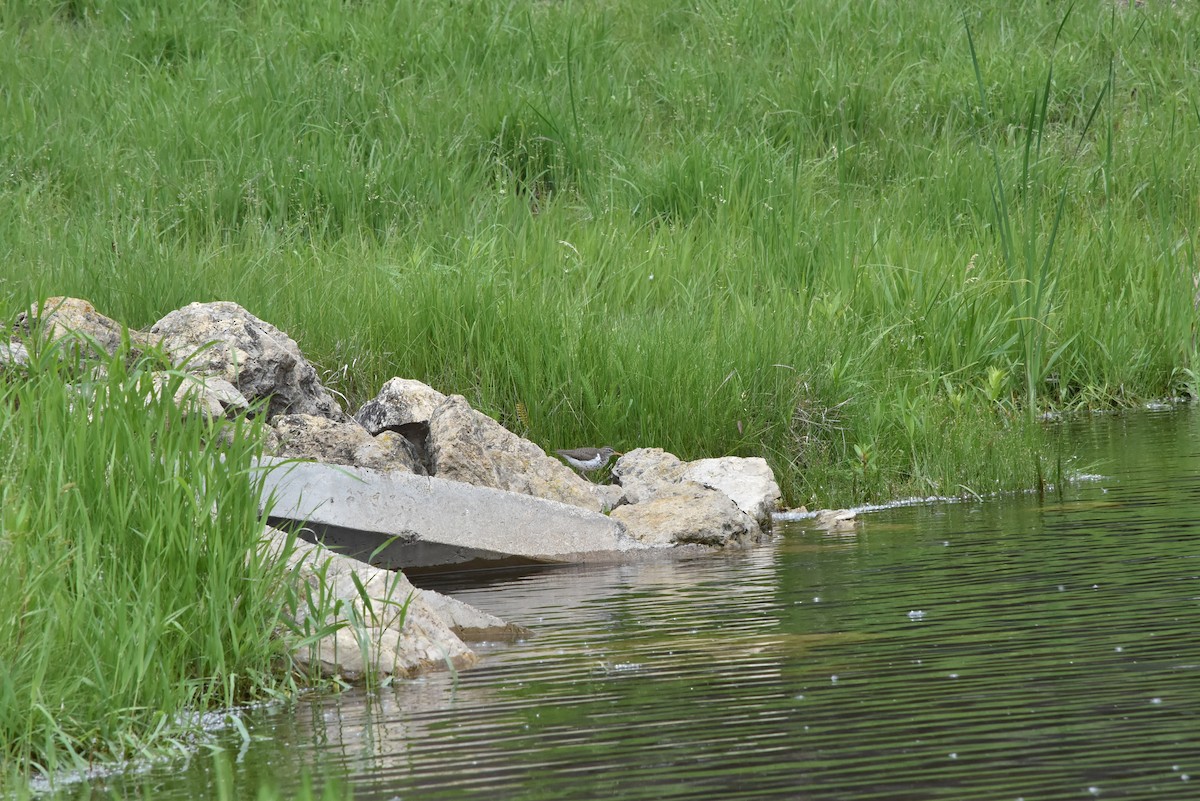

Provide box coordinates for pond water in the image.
[58,409,1200,800]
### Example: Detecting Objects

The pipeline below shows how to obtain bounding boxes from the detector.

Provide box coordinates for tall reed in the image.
[0,334,302,781]
[965,7,1108,414]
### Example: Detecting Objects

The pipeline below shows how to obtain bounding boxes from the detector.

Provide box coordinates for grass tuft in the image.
[0,332,311,783]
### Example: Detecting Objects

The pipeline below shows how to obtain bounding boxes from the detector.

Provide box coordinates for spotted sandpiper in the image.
[555,446,622,478]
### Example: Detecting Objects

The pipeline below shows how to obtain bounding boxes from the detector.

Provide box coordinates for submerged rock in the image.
[150,301,346,421]
[810,508,858,532]
[264,528,490,680]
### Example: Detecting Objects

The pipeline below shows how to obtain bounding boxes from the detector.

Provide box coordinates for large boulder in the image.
[607,448,780,545]
[354,377,447,472]
[609,485,764,547]
[355,377,447,434]
[15,296,160,357]
[149,301,345,421]
[682,457,781,525]
[264,528,484,680]
[427,394,605,513]
[610,448,688,505]
[270,414,425,474]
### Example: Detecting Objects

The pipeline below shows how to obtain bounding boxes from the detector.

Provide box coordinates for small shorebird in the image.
[555,446,622,479]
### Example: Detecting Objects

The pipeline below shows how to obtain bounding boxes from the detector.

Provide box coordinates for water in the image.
[62,409,1200,799]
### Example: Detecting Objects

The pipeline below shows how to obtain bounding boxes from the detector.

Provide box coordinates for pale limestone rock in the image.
[609,485,763,547]
[354,377,447,473]
[270,414,423,474]
[428,394,603,513]
[149,372,249,420]
[355,377,447,434]
[610,448,688,505]
[15,296,160,356]
[682,457,781,525]
[150,301,345,421]
[613,448,781,522]
[590,483,627,514]
[263,528,480,680]
[0,340,30,368]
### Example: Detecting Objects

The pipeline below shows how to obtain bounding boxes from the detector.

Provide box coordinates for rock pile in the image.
[7,297,786,680]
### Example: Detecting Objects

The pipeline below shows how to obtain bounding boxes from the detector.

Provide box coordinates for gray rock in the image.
[354,378,447,473]
[355,377,447,434]
[610,448,688,504]
[261,528,479,680]
[149,301,345,421]
[606,448,780,545]
[609,485,764,548]
[590,483,627,514]
[428,394,605,513]
[0,340,29,368]
[416,590,530,643]
[682,457,781,525]
[270,414,424,474]
[15,296,160,357]
[149,372,250,420]
[257,456,643,571]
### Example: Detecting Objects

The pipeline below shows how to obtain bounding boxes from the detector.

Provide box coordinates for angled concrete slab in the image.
[255,457,642,571]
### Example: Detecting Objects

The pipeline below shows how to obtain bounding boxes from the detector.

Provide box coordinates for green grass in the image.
[0,0,1198,787]
[1,0,1197,510]
[0,335,323,785]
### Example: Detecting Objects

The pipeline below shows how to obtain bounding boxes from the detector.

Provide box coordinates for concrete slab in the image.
[256,457,642,571]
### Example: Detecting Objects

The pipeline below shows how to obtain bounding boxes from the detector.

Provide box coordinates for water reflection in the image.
[63,409,1200,800]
